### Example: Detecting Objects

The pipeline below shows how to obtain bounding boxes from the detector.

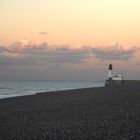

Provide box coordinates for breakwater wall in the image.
[105,80,140,86]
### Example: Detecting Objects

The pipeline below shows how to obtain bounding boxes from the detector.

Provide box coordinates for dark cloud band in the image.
[0,41,139,68]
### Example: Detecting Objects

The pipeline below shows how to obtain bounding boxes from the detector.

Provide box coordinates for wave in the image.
[0,93,36,99]
[0,81,105,99]
[0,87,14,90]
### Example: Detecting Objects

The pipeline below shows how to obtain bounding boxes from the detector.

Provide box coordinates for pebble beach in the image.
[0,84,140,139]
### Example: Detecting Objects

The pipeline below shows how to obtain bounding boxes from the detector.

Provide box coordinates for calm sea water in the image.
[0,81,104,99]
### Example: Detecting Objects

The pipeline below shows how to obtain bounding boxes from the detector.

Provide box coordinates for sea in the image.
[0,81,104,99]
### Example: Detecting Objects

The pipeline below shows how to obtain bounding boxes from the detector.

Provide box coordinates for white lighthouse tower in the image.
[108,64,113,80]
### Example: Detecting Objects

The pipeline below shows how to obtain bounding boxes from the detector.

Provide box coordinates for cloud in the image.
[4,40,47,57]
[1,41,140,81]
[0,41,91,68]
[39,32,48,35]
[90,43,139,60]
[0,41,140,69]
[0,46,10,56]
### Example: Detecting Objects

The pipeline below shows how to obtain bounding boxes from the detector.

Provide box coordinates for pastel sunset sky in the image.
[0,0,140,81]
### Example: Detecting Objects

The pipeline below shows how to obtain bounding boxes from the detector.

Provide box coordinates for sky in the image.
[0,0,140,81]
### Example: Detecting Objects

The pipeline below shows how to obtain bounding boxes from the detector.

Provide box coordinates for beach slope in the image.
[0,85,140,139]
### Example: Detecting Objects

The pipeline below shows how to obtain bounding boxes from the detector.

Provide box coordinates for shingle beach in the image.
[0,84,140,139]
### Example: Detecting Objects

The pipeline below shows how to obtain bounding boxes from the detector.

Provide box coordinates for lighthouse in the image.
[108,64,113,80]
